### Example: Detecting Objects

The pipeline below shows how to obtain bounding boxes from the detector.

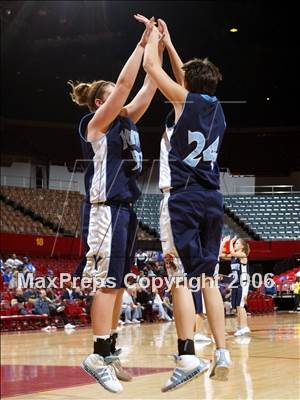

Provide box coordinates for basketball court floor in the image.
[1,313,299,399]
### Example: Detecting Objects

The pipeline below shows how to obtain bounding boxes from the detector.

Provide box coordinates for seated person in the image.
[121,288,142,324]
[152,288,172,321]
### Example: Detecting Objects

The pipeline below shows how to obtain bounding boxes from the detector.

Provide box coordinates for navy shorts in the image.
[231,285,249,308]
[160,188,223,280]
[192,290,206,314]
[74,201,138,288]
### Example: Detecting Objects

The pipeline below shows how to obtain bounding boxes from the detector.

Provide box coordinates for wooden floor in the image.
[1,313,300,399]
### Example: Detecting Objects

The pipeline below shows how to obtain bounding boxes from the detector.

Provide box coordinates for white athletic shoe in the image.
[124,319,133,324]
[234,326,251,336]
[161,355,209,392]
[209,349,231,381]
[132,319,141,324]
[118,320,125,325]
[41,325,52,332]
[194,333,212,342]
[64,323,76,329]
[81,354,123,393]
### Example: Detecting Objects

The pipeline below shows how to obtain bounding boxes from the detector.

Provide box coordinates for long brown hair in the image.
[67,80,114,112]
[238,239,250,257]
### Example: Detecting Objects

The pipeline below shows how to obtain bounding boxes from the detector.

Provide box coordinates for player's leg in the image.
[107,207,139,380]
[81,204,132,393]
[170,190,230,380]
[109,288,124,353]
[160,193,210,392]
[235,286,250,336]
[73,201,91,278]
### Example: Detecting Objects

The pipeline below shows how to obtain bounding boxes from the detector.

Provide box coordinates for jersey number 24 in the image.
[183,130,219,168]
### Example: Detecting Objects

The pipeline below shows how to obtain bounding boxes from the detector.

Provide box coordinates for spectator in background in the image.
[293,276,300,312]
[84,287,94,316]
[45,268,55,288]
[2,266,14,287]
[23,288,39,300]
[136,249,148,270]
[162,295,173,319]
[152,288,172,321]
[146,263,156,277]
[136,284,153,316]
[11,288,27,315]
[6,253,23,269]
[74,286,85,301]
[121,288,142,324]
[33,289,75,331]
[0,255,4,270]
[62,282,77,301]
[32,289,51,315]
[23,257,36,275]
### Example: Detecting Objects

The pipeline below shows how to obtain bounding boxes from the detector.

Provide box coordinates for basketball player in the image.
[69,21,164,393]
[220,236,251,336]
[135,15,231,391]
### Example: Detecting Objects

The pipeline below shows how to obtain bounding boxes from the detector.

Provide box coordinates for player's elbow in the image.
[143,58,154,73]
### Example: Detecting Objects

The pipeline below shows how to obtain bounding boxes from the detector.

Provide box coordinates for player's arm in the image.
[219,235,231,259]
[220,253,231,260]
[87,25,152,142]
[121,17,164,124]
[158,18,185,86]
[122,41,164,123]
[141,23,187,110]
[229,237,246,258]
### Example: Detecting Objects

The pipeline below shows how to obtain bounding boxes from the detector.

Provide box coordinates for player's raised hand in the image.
[134,14,154,26]
[134,14,162,44]
[134,15,155,47]
[157,18,171,47]
[222,235,231,242]
[139,23,154,48]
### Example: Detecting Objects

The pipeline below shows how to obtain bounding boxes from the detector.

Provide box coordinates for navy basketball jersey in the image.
[78,113,142,204]
[159,92,226,191]
[230,257,249,282]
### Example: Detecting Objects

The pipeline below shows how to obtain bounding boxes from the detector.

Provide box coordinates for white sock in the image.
[93,335,110,342]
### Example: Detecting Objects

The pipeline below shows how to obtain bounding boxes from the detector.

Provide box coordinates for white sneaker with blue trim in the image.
[209,348,231,381]
[161,355,209,392]
[81,354,123,393]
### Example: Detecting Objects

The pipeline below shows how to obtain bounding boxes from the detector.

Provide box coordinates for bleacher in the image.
[1,186,83,235]
[0,201,55,235]
[0,186,154,240]
[224,194,300,240]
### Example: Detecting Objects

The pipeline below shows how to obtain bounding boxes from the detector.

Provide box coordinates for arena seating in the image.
[30,256,79,277]
[0,294,90,332]
[247,291,275,314]
[224,194,300,240]
[1,186,82,235]
[273,266,300,295]
[0,200,55,235]
[0,186,154,240]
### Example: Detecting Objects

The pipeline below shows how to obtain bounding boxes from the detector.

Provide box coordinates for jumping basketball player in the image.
[135,15,231,391]
[220,236,251,336]
[69,21,163,393]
